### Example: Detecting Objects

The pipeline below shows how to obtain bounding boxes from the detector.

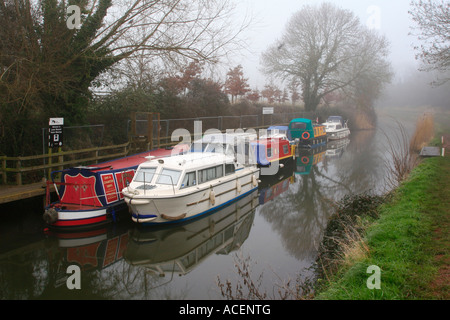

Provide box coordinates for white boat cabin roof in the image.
[142,152,235,171]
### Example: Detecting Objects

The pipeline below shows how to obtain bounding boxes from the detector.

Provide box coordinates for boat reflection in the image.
[295,145,327,175]
[258,159,295,205]
[325,138,350,159]
[124,189,259,277]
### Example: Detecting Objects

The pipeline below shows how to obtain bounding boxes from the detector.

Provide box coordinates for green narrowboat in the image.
[289,118,327,148]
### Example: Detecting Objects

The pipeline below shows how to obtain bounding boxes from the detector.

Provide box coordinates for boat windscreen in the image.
[157,169,182,186]
[291,122,306,130]
[134,168,156,182]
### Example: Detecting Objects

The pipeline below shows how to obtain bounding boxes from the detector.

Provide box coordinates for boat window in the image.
[225,163,235,175]
[267,147,272,158]
[157,169,182,186]
[291,122,306,130]
[181,171,196,189]
[336,125,342,129]
[283,144,289,154]
[199,165,224,184]
[134,167,156,183]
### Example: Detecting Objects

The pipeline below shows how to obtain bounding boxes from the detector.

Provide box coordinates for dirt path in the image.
[426,137,450,299]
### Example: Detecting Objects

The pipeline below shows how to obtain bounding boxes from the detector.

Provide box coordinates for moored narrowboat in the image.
[252,137,295,167]
[43,146,188,230]
[289,118,327,148]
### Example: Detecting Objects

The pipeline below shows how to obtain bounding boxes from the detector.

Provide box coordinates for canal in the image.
[0,114,415,300]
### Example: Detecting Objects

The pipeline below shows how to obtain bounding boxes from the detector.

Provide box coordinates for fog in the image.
[232,0,449,109]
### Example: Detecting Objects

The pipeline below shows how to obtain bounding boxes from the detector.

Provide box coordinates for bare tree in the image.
[409,0,450,86]
[260,2,391,111]
[0,0,249,155]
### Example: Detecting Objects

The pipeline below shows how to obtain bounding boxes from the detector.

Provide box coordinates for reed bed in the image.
[383,112,434,190]
[409,112,435,153]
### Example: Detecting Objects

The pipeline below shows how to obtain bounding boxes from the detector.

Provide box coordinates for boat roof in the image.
[326,116,344,122]
[267,126,289,131]
[290,118,312,124]
[90,147,187,172]
[198,132,257,144]
[252,137,289,146]
[140,152,234,170]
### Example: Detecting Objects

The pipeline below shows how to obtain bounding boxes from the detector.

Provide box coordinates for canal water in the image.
[0,114,415,300]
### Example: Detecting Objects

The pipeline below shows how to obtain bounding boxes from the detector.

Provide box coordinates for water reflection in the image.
[0,190,258,299]
[256,128,385,265]
[0,125,395,300]
[124,190,258,278]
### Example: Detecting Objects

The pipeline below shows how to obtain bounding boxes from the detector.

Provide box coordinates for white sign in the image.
[262,107,274,115]
[49,118,64,125]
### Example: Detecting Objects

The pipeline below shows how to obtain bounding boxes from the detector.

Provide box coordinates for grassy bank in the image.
[316,155,449,299]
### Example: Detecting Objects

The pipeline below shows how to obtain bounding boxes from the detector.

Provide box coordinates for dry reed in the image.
[409,112,435,153]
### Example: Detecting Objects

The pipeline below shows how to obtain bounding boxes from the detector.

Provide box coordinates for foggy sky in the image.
[232,0,421,88]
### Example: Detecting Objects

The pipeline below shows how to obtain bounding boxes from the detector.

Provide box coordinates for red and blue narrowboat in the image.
[43,146,188,230]
[252,137,295,168]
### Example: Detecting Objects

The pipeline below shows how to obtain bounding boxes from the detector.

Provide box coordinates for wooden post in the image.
[1,156,6,184]
[16,158,22,185]
[47,148,52,181]
[148,113,154,150]
[157,113,161,148]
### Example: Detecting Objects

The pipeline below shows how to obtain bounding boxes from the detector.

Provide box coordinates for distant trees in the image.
[261,2,392,112]
[409,0,450,86]
[225,65,250,103]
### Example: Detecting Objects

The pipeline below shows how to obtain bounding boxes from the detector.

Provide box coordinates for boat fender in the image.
[301,156,310,164]
[209,190,216,205]
[43,208,58,224]
[302,132,310,140]
[236,180,242,193]
[252,175,258,187]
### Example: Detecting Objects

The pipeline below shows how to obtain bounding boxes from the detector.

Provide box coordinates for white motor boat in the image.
[322,116,350,140]
[122,151,260,225]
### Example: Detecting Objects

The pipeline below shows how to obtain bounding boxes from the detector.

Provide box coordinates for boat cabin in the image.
[289,118,326,141]
[260,126,291,140]
[127,153,239,195]
[251,138,293,166]
[325,116,345,125]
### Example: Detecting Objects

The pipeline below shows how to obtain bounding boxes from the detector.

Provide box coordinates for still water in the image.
[0,115,412,300]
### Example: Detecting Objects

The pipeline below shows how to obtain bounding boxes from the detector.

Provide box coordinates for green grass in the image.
[316,156,450,300]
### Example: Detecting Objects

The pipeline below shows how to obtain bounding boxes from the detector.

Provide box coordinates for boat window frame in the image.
[225,163,235,176]
[291,122,307,130]
[134,167,157,183]
[156,168,182,186]
[198,164,225,184]
[180,171,197,189]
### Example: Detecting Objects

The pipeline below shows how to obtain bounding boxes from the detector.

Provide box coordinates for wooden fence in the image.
[1,142,130,186]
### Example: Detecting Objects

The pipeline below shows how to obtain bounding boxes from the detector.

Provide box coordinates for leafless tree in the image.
[0,0,250,155]
[409,0,450,86]
[260,2,391,111]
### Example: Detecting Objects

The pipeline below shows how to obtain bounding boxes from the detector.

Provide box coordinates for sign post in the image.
[48,118,64,180]
[262,107,274,127]
[48,118,64,148]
